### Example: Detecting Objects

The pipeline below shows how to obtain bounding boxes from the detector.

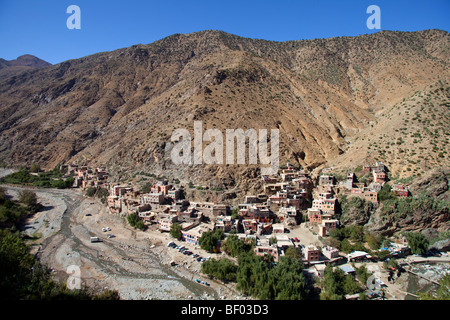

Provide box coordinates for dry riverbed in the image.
[1,183,245,300]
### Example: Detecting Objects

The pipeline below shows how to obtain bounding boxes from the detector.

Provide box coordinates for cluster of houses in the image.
[61,164,109,189]
[306,161,410,238]
[62,161,411,268]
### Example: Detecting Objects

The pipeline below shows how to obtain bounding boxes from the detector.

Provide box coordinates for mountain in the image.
[0,29,448,199]
[0,54,51,78]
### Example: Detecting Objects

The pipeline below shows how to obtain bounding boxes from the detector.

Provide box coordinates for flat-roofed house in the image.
[254,246,280,262]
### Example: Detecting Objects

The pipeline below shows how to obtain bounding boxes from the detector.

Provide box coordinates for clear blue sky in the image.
[0,0,449,65]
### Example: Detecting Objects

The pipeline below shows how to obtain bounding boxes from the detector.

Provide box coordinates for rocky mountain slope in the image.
[0,54,51,79]
[0,29,448,198]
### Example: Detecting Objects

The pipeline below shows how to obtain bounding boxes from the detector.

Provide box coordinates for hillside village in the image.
[59,161,426,294]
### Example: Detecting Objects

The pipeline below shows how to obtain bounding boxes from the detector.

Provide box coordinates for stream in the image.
[405,262,450,300]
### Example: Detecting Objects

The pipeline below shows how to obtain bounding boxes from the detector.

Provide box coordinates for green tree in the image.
[378,183,397,202]
[169,222,182,240]
[95,187,109,204]
[201,258,238,282]
[30,164,41,173]
[343,274,361,295]
[127,213,145,230]
[355,264,371,285]
[284,246,301,260]
[273,256,308,300]
[199,229,224,253]
[0,187,6,203]
[18,189,40,212]
[405,231,429,255]
[85,187,97,197]
[231,207,240,219]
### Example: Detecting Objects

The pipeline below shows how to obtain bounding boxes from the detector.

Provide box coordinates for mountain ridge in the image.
[0,29,448,199]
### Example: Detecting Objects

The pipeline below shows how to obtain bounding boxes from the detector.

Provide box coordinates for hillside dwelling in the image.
[107,195,122,214]
[373,171,386,184]
[261,176,281,184]
[364,191,378,203]
[374,162,386,172]
[214,215,233,232]
[351,187,364,195]
[159,214,178,232]
[292,177,312,190]
[317,184,335,194]
[110,184,132,197]
[318,192,334,200]
[319,175,334,186]
[272,223,285,234]
[138,210,154,223]
[129,203,151,214]
[347,251,372,262]
[307,208,323,224]
[263,183,283,195]
[339,265,356,275]
[141,192,164,207]
[72,176,82,188]
[314,264,327,277]
[189,202,228,217]
[245,195,259,204]
[242,219,272,235]
[368,182,383,192]
[177,207,202,224]
[280,171,298,182]
[240,205,270,221]
[275,234,294,249]
[181,224,212,246]
[151,182,172,195]
[303,245,320,263]
[391,184,409,198]
[322,246,339,260]
[363,165,372,173]
[319,219,339,237]
[279,206,297,218]
[312,198,336,215]
[253,246,280,262]
[343,172,355,190]
[167,188,181,200]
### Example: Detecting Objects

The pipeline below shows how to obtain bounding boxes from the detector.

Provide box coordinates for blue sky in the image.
[0,0,449,65]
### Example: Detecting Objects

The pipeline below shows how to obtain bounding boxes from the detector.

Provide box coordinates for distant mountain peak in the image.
[0,54,51,78]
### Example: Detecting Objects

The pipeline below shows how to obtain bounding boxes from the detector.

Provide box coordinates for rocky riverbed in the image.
[1,182,245,300]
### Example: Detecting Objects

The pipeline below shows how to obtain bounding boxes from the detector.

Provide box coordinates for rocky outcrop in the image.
[365,200,449,236]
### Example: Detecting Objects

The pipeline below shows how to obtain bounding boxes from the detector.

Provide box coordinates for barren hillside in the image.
[0,29,448,198]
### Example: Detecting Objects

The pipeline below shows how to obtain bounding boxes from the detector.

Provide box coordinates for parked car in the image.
[107,234,115,238]
[102,228,107,232]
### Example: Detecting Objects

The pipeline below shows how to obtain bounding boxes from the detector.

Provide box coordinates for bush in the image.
[378,184,397,202]
[405,231,429,255]
[18,190,40,212]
